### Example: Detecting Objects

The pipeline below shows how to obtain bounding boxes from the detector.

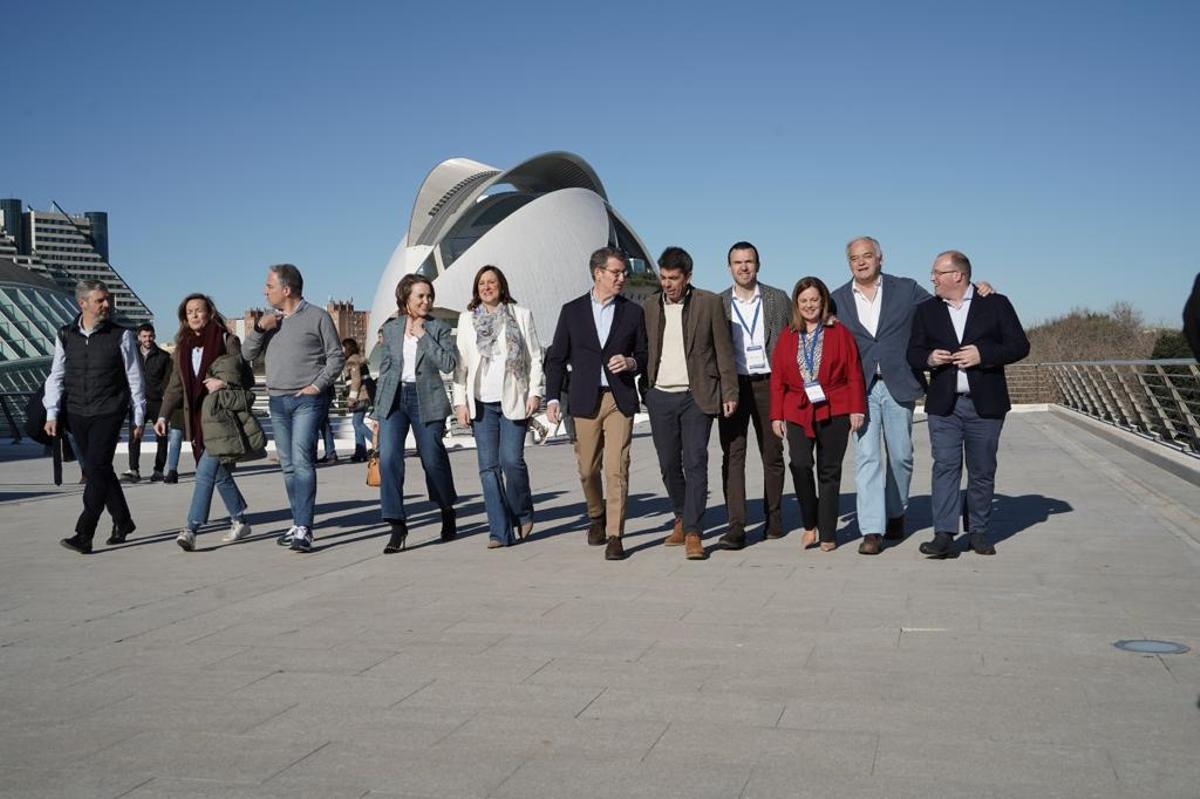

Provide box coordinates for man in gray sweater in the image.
[242,263,345,552]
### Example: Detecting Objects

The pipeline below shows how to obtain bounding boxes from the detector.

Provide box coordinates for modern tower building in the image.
[0,199,152,324]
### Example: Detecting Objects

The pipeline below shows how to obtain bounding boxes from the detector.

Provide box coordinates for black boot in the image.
[440,508,457,541]
[383,520,408,554]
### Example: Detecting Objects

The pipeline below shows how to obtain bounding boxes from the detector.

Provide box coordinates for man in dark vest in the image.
[43,280,147,554]
[121,323,171,483]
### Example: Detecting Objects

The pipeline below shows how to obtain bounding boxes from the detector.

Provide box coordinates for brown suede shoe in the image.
[684,533,705,560]
[605,536,626,560]
[858,533,883,555]
[664,517,685,546]
[587,515,607,546]
[884,515,906,541]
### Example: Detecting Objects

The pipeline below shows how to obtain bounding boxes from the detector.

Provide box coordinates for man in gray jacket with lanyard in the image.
[242,264,344,553]
[716,242,793,550]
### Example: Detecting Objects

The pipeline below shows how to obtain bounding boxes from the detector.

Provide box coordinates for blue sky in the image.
[5,0,1198,330]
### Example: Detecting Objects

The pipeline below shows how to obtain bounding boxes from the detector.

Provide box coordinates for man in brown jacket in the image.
[642,246,739,560]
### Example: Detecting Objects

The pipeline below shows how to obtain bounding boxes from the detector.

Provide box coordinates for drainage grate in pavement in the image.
[1113,639,1191,655]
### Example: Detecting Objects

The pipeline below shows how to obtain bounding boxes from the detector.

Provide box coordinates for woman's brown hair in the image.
[395,273,435,313]
[466,265,516,310]
[175,293,227,345]
[789,276,833,331]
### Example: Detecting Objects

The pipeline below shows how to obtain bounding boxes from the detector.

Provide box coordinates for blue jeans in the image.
[268,393,327,528]
[927,396,1004,535]
[165,427,185,473]
[187,450,247,531]
[852,378,915,535]
[352,408,372,452]
[472,401,533,545]
[378,384,456,522]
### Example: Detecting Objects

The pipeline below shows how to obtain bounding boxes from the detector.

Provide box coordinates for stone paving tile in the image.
[742,765,1003,799]
[270,741,521,797]
[643,722,876,773]
[229,672,433,709]
[491,757,753,799]
[0,766,152,799]
[119,777,371,798]
[241,703,473,743]
[395,679,604,718]
[70,730,327,784]
[579,686,785,727]
[435,713,668,761]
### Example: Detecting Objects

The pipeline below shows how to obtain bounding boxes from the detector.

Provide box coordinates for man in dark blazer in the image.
[831,236,994,555]
[717,241,792,550]
[642,246,738,560]
[546,247,648,561]
[908,250,1029,558]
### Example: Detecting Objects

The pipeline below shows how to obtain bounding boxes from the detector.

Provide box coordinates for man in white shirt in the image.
[44,280,146,554]
[717,242,793,549]
[907,250,1028,558]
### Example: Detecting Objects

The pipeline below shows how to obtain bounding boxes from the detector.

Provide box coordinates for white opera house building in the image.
[366,151,658,355]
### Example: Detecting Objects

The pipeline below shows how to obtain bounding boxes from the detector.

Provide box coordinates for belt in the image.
[740,373,771,382]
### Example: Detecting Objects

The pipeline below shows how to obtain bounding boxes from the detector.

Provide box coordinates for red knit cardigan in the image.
[769,321,866,438]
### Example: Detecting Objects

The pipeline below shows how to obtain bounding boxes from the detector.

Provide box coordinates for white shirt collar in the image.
[851,276,882,296]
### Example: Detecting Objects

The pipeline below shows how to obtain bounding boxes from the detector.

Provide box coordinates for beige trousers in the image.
[572,392,634,537]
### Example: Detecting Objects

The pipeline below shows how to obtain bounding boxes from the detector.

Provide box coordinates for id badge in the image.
[804,380,827,404]
[746,345,767,370]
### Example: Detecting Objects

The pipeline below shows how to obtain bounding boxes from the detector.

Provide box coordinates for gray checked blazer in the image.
[373,315,456,423]
[719,282,793,365]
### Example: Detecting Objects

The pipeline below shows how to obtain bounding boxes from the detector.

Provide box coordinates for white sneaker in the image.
[222,520,251,543]
[176,529,196,552]
[277,525,298,547]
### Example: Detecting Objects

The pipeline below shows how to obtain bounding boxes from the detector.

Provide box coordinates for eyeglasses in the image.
[930,269,958,278]
[604,268,630,279]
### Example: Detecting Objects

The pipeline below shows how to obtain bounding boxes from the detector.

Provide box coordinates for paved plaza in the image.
[0,408,1198,798]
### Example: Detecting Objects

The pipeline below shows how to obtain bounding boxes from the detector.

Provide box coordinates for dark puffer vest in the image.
[61,318,131,418]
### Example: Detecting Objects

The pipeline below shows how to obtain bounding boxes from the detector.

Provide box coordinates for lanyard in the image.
[731,294,762,338]
[800,327,822,377]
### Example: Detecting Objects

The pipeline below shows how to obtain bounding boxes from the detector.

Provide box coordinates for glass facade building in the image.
[0,258,78,394]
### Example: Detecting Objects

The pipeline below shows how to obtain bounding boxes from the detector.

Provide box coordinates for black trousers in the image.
[69,411,134,543]
[128,399,167,473]
[786,415,851,542]
[718,375,785,535]
[645,388,713,534]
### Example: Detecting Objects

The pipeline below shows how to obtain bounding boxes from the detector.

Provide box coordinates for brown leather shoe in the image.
[684,533,705,560]
[587,515,607,546]
[819,540,837,552]
[605,536,626,560]
[799,529,818,549]
[858,533,883,555]
[884,515,906,541]
[664,517,685,546]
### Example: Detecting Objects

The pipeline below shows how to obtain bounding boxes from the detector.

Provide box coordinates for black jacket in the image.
[545,292,648,418]
[141,345,171,403]
[907,292,1029,418]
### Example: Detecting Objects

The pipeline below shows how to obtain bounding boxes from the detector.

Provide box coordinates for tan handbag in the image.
[365,451,381,487]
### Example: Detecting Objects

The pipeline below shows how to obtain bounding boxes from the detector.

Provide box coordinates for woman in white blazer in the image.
[452,265,545,548]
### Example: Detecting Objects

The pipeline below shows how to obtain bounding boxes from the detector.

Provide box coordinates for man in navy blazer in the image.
[908,250,1029,558]
[546,247,648,560]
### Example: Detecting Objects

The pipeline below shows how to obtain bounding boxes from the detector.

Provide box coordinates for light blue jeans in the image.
[852,378,915,535]
[165,427,185,473]
[351,408,372,452]
[186,450,247,531]
[473,401,533,545]
[269,393,327,528]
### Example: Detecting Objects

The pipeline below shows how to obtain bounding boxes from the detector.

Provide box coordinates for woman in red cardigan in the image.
[770,277,866,551]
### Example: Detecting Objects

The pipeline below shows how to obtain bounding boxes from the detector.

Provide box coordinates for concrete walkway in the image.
[0,408,1197,798]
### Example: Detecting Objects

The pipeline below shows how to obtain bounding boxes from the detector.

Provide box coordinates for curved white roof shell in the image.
[368,151,654,355]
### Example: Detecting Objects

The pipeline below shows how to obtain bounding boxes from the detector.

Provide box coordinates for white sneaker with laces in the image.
[277,525,298,547]
[223,519,251,543]
[176,529,196,552]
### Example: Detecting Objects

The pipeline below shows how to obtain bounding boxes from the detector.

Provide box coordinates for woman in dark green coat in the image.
[156,293,252,552]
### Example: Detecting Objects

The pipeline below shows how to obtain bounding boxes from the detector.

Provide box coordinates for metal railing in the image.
[1043,359,1200,456]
